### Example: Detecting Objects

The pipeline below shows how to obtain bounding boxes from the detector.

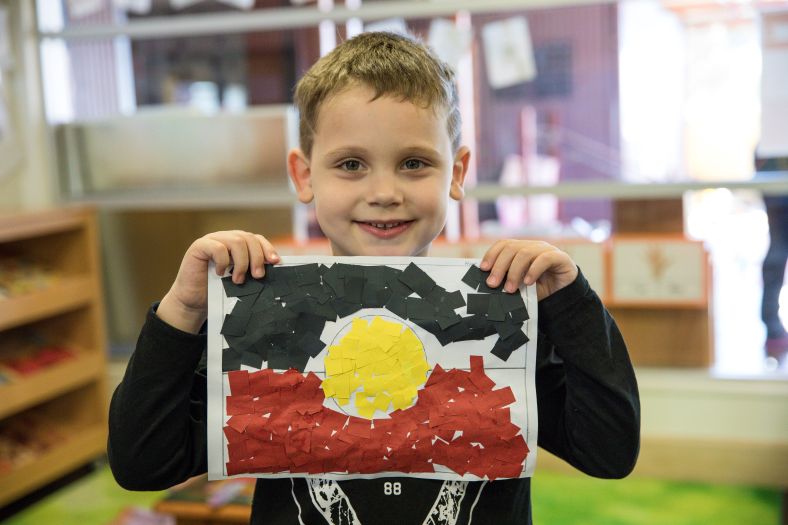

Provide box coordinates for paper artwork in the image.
[481,17,537,89]
[208,256,538,481]
[610,239,707,304]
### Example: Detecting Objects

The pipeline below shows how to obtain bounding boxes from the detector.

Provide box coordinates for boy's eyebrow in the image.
[324,147,371,160]
[323,145,442,160]
[398,145,443,159]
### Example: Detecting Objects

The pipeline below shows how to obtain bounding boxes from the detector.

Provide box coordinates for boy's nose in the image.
[366,174,404,207]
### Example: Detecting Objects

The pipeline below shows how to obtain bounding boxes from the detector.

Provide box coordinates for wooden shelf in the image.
[605,300,708,310]
[0,208,89,243]
[0,423,107,507]
[0,276,95,332]
[0,208,108,507]
[0,352,104,419]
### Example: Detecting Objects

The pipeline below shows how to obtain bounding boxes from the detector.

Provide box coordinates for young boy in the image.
[109,32,640,525]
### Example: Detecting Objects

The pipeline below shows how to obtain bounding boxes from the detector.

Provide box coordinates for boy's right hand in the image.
[157,231,280,334]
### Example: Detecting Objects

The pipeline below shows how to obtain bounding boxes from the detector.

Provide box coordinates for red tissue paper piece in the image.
[223,357,529,480]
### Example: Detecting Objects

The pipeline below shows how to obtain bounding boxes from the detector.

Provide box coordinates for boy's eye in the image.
[402,158,427,170]
[340,159,363,171]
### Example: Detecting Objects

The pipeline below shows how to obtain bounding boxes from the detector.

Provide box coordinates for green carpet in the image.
[3,466,781,524]
[532,470,780,525]
[4,466,165,525]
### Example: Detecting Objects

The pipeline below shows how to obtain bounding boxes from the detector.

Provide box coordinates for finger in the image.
[256,235,280,264]
[487,245,519,288]
[479,240,508,272]
[505,249,535,293]
[203,239,231,276]
[221,232,250,284]
[250,235,279,279]
[242,232,266,278]
[524,250,560,285]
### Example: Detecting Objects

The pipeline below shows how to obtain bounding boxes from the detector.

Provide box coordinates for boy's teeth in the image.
[371,222,401,230]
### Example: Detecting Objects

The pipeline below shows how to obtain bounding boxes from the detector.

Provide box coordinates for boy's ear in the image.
[287,148,314,204]
[449,146,471,201]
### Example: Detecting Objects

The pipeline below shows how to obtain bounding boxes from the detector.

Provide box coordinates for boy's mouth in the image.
[354,220,414,239]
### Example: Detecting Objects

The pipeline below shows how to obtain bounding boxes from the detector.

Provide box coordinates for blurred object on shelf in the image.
[0,258,59,299]
[110,507,176,525]
[2,346,75,376]
[167,474,255,507]
[154,474,254,524]
[0,414,64,473]
[0,329,76,378]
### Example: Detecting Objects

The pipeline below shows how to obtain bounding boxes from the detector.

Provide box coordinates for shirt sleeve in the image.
[534,269,641,478]
[107,304,209,490]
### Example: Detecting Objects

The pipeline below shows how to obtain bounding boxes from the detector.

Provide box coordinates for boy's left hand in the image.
[480,240,579,301]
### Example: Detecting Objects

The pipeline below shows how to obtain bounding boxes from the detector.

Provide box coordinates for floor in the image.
[3,464,165,525]
[3,463,780,525]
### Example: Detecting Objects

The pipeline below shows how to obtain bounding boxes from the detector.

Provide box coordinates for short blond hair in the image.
[293,31,461,156]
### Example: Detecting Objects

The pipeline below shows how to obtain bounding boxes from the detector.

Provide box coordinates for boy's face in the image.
[288,84,469,257]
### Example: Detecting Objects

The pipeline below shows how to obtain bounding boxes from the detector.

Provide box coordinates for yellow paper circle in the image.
[321,316,429,419]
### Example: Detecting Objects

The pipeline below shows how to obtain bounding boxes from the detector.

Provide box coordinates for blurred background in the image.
[0,0,786,523]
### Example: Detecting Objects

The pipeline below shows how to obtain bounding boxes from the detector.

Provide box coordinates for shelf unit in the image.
[0,207,108,507]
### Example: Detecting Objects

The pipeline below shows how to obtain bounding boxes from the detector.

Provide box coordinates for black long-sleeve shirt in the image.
[108,270,640,525]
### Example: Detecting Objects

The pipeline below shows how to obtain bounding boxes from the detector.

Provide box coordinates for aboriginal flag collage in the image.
[207,256,538,482]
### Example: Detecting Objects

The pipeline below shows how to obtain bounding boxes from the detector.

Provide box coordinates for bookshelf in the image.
[0,207,108,507]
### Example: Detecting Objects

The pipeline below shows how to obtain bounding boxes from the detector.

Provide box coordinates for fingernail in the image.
[253,267,263,278]
[487,275,497,285]
[504,283,515,293]
[480,261,489,270]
